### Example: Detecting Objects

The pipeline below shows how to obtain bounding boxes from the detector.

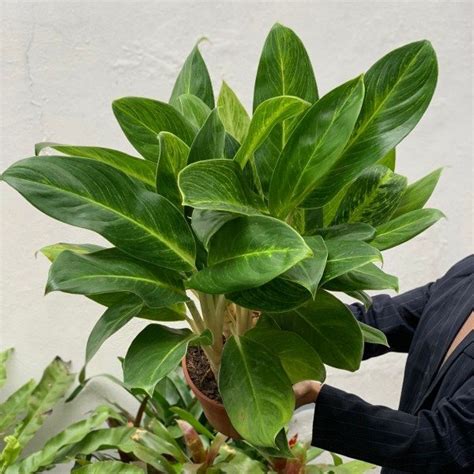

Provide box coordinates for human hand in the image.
[293,380,322,408]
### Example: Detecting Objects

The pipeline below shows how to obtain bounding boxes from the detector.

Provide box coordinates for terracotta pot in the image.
[181,357,241,439]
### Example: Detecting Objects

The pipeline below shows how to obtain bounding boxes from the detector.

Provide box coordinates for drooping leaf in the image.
[269,76,365,218]
[393,168,442,218]
[377,149,396,171]
[123,324,211,394]
[346,290,373,309]
[246,328,326,383]
[219,335,294,447]
[191,209,238,250]
[282,235,327,297]
[371,208,444,250]
[187,108,226,164]
[2,156,196,271]
[173,93,211,128]
[303,40,438,207]
[359,322,389,347]
[234,96,311,168]
[13,358,74,449]
[72,461,144,474]
[217,81,251,143]
[35,143,156,188]
[332,165,407,226]
[0,348,13,389]
[179,159,266,215]
[46,248,188,308]
[0,380,36,436]
[85,296,144,366]
[324,263,399,292]
[112,97,196,161]
[186,216,312,294]
[156,132,190,206]
[261,290,363,371]
[312,223,376,242]
[170,44,214,109]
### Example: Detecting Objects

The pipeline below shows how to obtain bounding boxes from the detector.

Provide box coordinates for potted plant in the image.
[1,23,443,452]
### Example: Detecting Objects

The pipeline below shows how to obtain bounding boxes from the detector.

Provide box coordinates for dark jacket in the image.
[312,255,474,473]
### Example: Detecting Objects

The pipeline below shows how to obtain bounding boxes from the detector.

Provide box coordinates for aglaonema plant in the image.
[1,23,443,451]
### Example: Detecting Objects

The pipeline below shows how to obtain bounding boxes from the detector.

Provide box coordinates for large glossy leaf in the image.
[269,76,364,218]
[253,23,318,109]
[282,235,327,297]
[393,168,442,218]
[2,156,196,271]
[13,358,74,449]
[371,208,444,250]
[217,81,250,143]
[332,165,407,226]
[227,277,310,313]
[0,380,36,436]
[72,461,144,473]
[261,290,364,371]
[47,248,187,308]
[156,132,190,206]
[246,328,326,383]
[173,93,211,128]
[187,108,226,164]
[324,263,398,292]
[35,143,156,188]
[312,223,376,242]
[123,324,211,394]
[191,209,238,250]
[304,40,438,207]
[112,97,196,161]
[234,96,310,168]
[0,348,13,390]
[186,216,312,294]
[219,335,294,447]
[321,239,382,285]
[170,44,214,109]
[179,159,266,215]
[85,296,143,366]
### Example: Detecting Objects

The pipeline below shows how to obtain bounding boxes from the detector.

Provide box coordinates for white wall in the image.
[1,0,472,470]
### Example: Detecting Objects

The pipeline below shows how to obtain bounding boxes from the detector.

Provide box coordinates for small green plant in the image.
[2,23,443,449]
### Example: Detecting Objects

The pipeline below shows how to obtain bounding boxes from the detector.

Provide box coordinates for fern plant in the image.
[1,23,443,449]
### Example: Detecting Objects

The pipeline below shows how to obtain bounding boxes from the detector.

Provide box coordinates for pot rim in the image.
[181,355,224,409]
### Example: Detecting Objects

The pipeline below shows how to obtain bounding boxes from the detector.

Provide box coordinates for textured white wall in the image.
[1,1,472,470]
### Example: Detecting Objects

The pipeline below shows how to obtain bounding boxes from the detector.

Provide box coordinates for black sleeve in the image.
[312,379,474,473]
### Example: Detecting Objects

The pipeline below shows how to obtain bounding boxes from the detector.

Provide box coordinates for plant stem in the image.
[134,395,149,427]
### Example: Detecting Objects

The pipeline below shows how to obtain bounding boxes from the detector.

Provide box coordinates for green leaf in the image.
[35,143,156,188]
[219,335,294,447]
[173,93,212,129]
[187,108,226,164]
[393,168,442,218]
[217,81,250,143]
[321,240,382,285]
[359,322,389,347]
[262,290,364,371]
[228,277,310,313]
[2,156,196,271]
[346,290,373,309]
[282,235,328,297]
[179,159,266,215]
[47,248,188,309]
[0,348,13,390]
[156,132,190,206]
[191,209,238,250]
[0,380,36,436]
[170,43,214,109]
[304,40,438,207]
[85,296,144,366]
[234,96,311,168]
[10,406,118,474]
[13,358,74,449]
[324,263,399,292]
[254,23,318,109]
[0,436,21,470]
[112,97,196,161]
[246,328,326,383]
[169,407,214,439]
[269,76,365,218]
[371,208,444,250]
[312,223,376,242]
[332,165,407,226]
[186,216,312,294]
[123,324,210,395]
[72,461,144,474]
[39,243,104,262]
[377,149,396,171]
